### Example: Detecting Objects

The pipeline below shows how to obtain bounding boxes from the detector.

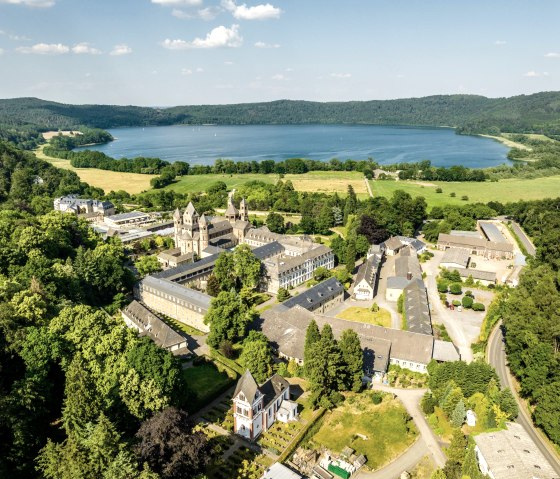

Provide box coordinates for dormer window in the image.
[239,393,245,402]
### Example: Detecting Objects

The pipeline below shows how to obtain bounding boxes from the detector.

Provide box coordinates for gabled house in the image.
[232,370,296,440]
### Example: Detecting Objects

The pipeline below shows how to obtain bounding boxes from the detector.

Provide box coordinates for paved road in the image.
[487,322,560,476]
[364,177,374,198]
[371,384,447,469]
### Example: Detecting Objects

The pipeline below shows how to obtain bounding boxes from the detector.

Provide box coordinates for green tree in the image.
[338,329,363,392]
[134,255,162,277]
[303,319,321,373]
[345,239,356,274]
[449,283,462,295]
[533,381,560,444]
[213,251,236,291]
[450,399,466,427]
[315,203,334,234]
[277,288,291,302]
[205,291,254,349]
[240,332,273,383]
[462,443,484,479]
[206,274,221,297]
[497,388,518,420]
[266,212,285,234]
[233,244,261,289]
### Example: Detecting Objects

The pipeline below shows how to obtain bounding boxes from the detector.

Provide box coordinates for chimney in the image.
[407,272,412,280]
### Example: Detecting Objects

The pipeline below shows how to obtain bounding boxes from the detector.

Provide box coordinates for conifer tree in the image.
[339,329,363,392]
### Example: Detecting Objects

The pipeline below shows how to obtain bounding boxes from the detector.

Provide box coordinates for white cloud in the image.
[110,44,132,56]
[162,24,242,49]
[224,60,234,65]
[523,71,540,77]
[71,42,101,55]
[196,67,204,72]
[17,43,69,54]
[152,0,202,5]
[544,52,560,58]
[222,0,281,20]
[0,0,55,7]
[172,6,220,20]
[494,40,507,45]
[0,30,32,41]
[285,67,293,72]
[271,73,286,80]
[0,48,3,55]
[181,68,192,75]
[330,72,352,78]
[254,41,280,48]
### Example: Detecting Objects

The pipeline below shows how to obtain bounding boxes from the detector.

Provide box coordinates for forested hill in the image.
[1,91,560,136]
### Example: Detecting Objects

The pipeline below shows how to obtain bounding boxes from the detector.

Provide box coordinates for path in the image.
[487,322,560,475]
[364,177,374,198]
[371,384,447,468]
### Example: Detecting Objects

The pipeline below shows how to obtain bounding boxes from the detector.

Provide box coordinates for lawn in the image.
[182,362,234,412]
[36,145,155,194]
[336,306,392,328]
[370,176,560,209]
[310,392,417,470]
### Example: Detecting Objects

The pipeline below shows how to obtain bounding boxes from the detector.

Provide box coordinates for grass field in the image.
[36,146,155,194]
[311,392,417,470]
[182,362,233,410]
[336,306,392,327]
[370,176,560,208]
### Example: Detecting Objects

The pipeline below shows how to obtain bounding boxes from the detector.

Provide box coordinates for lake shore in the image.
[479,134,532,152]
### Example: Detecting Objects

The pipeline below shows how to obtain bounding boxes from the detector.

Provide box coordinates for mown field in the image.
[370,176,560,208]
[35,146,155,194]
[164,171,369,198]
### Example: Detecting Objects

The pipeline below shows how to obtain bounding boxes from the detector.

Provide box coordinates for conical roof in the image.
[240,197,247,207]
[199,213,208,225]
[225,198,239,216]
[233,370,259,403]
[173,208,181,220]
[185,201,198,217]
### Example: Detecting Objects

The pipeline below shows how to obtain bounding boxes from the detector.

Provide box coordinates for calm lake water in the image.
[78,124,510,168]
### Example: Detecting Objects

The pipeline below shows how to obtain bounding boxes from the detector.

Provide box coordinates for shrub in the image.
[421,392,436,414]
[219,340,235,359]
[371,302,380,312]
[461,195,469,201]
[437,281,449,293]
[452,300,461,307]
[449,283,463,295]
[462,296,474,309]
[472,302,486,311]
[450,192,456,197]
[277,288,291,302]
[371,392,383,405]
[465,290,474,298]
[436,187,443,193]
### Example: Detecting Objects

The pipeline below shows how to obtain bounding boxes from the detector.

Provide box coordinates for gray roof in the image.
[451,267,497,282]
[262,463,302,479]
[397,236,426,252]
[233,370,260,404]
[441,247,470,268]
[479,221,506,243]
[438,233,513,253]
[252,241,285,260]
[185,202,197,217]
[225,199,239,216]
[259,305,433,370]
[355,255,381,288]
[432,340,460,362]
[153,253,219,281]
[384,236,404,251]
[403,279,432,335]
[450,230,481,238]
[122,300,188,350]
[387,276,410,290]
[474,422,558,479]
[259,374,290,409]
[282,277,344,311]
[264,244,332,274]
[395,251,422,279]
[140,276,211,311]
[106,211,149,222]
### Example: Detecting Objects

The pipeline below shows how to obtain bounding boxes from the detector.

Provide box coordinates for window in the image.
[506,465,514,469]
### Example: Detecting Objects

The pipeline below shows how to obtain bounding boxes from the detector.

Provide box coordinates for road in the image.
[364,177,374,198]
[487,322,560,476]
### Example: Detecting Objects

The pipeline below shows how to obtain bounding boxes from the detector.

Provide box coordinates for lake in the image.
[77,124,510,168]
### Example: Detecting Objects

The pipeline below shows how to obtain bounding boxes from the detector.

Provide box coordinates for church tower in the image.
[225,197,240,224]
[183,202,199,233]
[240,197,249,222]
[173,208,182,247]
[199,214,209,253]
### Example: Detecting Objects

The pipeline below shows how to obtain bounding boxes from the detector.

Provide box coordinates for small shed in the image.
[466,409,476,427]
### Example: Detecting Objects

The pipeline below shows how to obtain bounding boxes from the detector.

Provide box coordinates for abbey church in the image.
[173,197,253,257]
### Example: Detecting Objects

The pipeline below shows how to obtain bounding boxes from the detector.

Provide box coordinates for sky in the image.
[0,0,559,106]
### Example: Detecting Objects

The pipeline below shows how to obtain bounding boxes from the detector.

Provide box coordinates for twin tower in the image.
[173,197,250,257]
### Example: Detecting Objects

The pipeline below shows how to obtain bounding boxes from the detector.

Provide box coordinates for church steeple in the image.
[183,201,199,230]
[239,197,249,222]
[225,197,239,224]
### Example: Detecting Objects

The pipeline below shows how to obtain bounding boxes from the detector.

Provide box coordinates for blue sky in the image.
[0,0,559,105]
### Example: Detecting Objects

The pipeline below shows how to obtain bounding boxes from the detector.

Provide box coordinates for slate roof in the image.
[153,253,219,281]
[258,305,434,371]
[474,422,558,479]
[122,300,188,351]
[225,199,239,216]
[386,276,411,290]
[282,277,344,311]
[264,245,332,274]
[395,251,422,279]
[479,221,506,243]
[441,248,470,268]
[259,374,290,409]
[106,211,150,222]
[252,241,285,260]
[355,255,381,288]
[139,276,212,311]
[233,370,260,404]
[403,279,432,336]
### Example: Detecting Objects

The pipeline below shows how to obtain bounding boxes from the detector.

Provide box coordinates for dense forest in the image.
[0,141,210,478]
[1,92,560,137]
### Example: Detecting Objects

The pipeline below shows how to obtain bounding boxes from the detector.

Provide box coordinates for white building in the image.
[474,422,557,479]
[261,463,302,479]
[232,370,296,441]
[354,254,382,300]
